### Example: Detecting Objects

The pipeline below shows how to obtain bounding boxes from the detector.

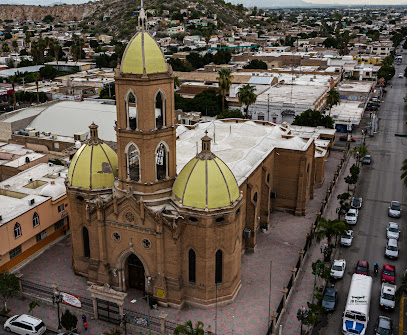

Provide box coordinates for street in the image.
[319,53,407,333]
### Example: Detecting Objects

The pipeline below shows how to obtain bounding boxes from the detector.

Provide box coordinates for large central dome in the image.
[120,32,167,75]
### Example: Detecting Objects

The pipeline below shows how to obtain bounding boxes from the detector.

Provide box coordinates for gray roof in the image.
[0,65,44,78]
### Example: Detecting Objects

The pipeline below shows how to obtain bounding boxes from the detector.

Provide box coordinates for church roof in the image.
[120,32,167,75]
[172,133,239,210]
[67,123,118,190]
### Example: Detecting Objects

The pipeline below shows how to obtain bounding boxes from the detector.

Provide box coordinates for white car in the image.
[388,201,401,218]
[4,314,46,335]
[385,238,399,259]
[387,222,400,240]
[345,208,358,225]
[331,259,346,279]
[399,73,403,78]
[380,282,396,310]
[341,230,353,246]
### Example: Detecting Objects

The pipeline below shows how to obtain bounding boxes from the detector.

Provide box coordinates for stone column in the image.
[92,298,98,320]
[291,267,297,283]
[159,312,167,335]
[281,287,288,308]
[270,310,277,335]
[15,272,23,292]
[299,249,305,267]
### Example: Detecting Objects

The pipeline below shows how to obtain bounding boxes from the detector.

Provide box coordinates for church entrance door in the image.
[127,254,145,291]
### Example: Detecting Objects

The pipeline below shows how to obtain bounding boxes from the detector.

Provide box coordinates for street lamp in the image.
[51,291,63,330]
[296,306,308,335]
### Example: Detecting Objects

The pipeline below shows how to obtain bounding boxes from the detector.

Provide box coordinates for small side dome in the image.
[67,123,118,190]
[172,131,239,209]
[40,182,66,200]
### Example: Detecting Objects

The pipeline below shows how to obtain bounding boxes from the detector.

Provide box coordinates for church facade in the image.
[66,13,329,309]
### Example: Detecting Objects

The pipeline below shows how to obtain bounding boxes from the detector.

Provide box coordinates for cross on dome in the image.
[138,0,148,32]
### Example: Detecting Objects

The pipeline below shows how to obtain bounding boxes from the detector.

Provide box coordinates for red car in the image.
[382,264,396,284]
[339,135,356,142]
[355,260,369,275]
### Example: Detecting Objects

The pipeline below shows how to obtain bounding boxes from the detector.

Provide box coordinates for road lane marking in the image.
[400,297,405,335]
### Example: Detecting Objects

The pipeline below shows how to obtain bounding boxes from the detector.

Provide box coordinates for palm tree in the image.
[401,158,407,188]
[2,43,10,53]
[174,320,204,335]
[32,73,40,105]
[217,69,233,111]
[238,84,257,119]
[326,89,340,116]
[313,216,347,247]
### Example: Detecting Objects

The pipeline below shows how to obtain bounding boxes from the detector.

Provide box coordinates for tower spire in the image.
[138,0,147,32]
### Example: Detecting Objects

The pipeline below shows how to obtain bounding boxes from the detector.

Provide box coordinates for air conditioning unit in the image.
[74,132,87,141]
[28,199,35,206]
[50,134,58,140]
[44,131,51,136]
[29,130,40,137]
[243,228,251,239]
[25,127,35,132]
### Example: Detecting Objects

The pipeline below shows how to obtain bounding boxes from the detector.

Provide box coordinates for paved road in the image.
[319,55,407,334]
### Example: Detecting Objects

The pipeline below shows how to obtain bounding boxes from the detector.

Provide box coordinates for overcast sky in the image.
[0,0,405,5]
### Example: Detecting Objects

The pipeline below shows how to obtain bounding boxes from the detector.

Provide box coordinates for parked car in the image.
[351,197,362,209]
[382,264,396,284]
[399,73,403,78]
[374,316,393,335]
[387,222,400,240]
[388,201,401,218]
[339,135,356,142]
[362,155,371,165]
[380,283,396,310]
[355,260,369,276]
[341,230,353,246]
[321,288,337,312]
[385,239,399,259]
[345,208,358,225]
[331,259,346,279]
[3,314,46,335]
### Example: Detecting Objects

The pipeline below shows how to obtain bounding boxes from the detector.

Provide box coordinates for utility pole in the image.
[267,94,270,122]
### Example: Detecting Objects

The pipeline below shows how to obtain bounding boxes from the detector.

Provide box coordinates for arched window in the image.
[83,227,90,258]
[188,249,196,283]
[126,91,137,130]
[253,192,258,203]
[127,143,140,181]
[156,142,168,181]
[215,250,222,284]
[14,223,22,239]
[33,212,40,227]
[155,91,165,129]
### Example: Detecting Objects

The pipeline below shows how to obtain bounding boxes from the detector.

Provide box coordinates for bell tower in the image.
[114,3,176,202]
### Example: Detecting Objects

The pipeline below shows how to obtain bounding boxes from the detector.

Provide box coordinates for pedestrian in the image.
[84,321,88,332]
[82,314,87,325]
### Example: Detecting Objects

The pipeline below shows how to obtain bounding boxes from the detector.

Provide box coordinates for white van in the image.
[342,274,372,335]
[4,314,46,335]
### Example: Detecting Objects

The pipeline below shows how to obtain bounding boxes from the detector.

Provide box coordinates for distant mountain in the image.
[259,0,314,7]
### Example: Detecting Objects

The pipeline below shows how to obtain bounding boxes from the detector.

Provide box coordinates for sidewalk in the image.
[2,150,347,335]
[279,155,356,334]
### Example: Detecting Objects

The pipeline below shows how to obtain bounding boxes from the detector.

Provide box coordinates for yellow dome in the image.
[172,134,239,209]
[67,124,118,190]
[121,32,167,75]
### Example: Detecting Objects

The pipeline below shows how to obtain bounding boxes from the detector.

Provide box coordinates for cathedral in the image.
[66,8,330,309]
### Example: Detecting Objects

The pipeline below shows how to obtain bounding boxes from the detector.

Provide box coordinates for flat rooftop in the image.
[330,101,364,125]
[337,80,374,94]
[0,163,68,225]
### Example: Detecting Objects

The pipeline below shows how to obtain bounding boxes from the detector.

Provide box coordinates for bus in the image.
[342,274,372,335]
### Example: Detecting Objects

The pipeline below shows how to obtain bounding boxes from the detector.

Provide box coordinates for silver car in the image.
[387,222,400,240]
[385,239,399,259]
[388,201,401,218]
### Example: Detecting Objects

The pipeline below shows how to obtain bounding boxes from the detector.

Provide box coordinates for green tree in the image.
[238,84,257,118]
[303,302,326,327]
[337,192,351,219]
[217,69,233,111]
[312,260,331,280]
[213,50,231,65]
[326,89,340,116]
[8,75,16,110]
[2,43,10,53]
[313,216,347,247]
[32,72,40,105]
[350,145,368,166]
[292,109,334,129]
[0,271,20,311]
[243,59,267,70]
[217,109,245,119]
[396,272,407,302]
[174,76,181,89]
[174,320,204,335]
[11,40,18,54]
[377,65,395,81]
[401,158,407,188]
[28,300,40,316]
[188,89,224,116]
[40,65,58,80]
[43,15,54,23]
[60,309,78,331]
